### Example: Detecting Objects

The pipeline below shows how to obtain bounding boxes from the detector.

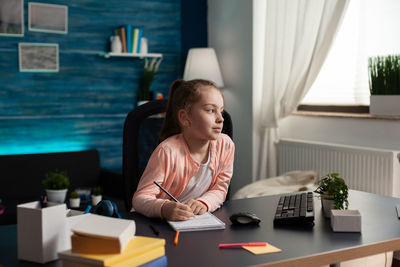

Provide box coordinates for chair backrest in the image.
[122,99,233,211]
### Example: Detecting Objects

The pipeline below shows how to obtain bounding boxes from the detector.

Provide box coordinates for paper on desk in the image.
[242,243,282,255]
[167,212,225,232]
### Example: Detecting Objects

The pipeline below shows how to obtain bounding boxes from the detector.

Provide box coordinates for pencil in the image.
[219,242,267,248]
[154,181,180,202]
[174,231,180,246]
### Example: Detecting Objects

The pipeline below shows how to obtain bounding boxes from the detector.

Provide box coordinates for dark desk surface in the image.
[2,190,400,267]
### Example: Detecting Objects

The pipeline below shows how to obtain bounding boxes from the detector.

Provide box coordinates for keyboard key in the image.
[307,201,313,212]
[289,196,296,209]
[283,197,290,210]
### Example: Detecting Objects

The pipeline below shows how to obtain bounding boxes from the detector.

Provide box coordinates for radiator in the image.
[279,138,400,197]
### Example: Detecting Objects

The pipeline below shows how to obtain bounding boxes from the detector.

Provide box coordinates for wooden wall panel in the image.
[0,0,181,170]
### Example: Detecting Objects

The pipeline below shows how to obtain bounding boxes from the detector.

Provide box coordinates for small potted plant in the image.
[137,57,162,106]
[91,186,102,206]
[368,54,400,116]
[69,191,80,208]
[314,173,349,218]
[42,170,70,203]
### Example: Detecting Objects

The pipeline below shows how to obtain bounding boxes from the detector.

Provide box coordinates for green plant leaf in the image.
[314,173,349,210]
[369,54,400,95]
[70,191,79,198]
[42,170,70,190]
[92,185,102,196]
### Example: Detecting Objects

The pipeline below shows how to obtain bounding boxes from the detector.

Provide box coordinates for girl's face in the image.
[180,86,224,141]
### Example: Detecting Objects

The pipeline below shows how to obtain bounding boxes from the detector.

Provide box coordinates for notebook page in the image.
[167,212,225,232]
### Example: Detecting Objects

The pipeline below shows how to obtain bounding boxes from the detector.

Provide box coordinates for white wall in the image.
[208,0,253,195]
[280,115,400,151]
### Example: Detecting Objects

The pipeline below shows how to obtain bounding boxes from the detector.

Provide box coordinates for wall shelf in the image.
[99,52,162,59]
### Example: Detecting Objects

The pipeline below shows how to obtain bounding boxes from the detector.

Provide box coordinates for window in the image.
[301,0,400,106]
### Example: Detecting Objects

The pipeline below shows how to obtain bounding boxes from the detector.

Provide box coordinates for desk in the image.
[1,190,400,267]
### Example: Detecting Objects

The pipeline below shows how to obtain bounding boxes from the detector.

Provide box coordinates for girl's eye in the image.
[207,109,215,113]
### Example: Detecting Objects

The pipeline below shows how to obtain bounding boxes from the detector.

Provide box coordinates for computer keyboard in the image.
[273,192,315,226]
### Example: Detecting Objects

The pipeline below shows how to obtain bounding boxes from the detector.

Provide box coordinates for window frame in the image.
[297,105,369,114]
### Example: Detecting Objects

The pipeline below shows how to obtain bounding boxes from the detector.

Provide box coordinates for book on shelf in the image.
[132,28,139,54]
[112,25,146,55]
[118,27,127,53]
[125,24,133,53]
[136,28,143,53]
[59,236,166,267]
[70,213,135,254]
[132,28,143,54]
[167,212,225,232]
[114,26,144,55]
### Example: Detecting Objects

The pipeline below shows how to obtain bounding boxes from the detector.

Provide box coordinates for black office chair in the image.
[122,99,233,211]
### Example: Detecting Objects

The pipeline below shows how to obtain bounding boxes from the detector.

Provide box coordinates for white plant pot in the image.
[139,37,148,54]
[91,195,102,206]
[45,189,68,203]
[321,198,334,218]
[69,198,80,208]
[370,95,400,116]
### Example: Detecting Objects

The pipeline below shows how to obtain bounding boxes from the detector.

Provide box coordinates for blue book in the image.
[139,256,167,267]
[136,29,143,53]
[125,24,133,53]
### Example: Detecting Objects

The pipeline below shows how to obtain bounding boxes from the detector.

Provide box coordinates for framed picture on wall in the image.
[29,2,68,34]
[19,43,59,72]
[0,0,24,37]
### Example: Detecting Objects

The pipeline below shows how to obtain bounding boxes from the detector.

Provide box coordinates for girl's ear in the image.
[178,109,191,128]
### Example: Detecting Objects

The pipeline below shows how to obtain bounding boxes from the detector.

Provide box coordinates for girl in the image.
[131,79,235,221]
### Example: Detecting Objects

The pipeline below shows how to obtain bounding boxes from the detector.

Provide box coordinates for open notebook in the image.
[167,212,225,232]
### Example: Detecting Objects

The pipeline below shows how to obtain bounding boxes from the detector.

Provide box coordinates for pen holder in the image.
[330,209,362,232]
[17,201,69,263]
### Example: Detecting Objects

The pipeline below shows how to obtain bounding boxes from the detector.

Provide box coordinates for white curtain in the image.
[255,0,349,179]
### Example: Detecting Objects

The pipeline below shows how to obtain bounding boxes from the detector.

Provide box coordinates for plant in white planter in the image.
[137,57,162,106]
[314,173,349,218]
[69,191,80,208]
[368,54,400,116]
[91,186,102,206]
[42,170,70,203]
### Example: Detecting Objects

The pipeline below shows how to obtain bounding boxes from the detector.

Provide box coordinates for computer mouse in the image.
[230,212,261,225]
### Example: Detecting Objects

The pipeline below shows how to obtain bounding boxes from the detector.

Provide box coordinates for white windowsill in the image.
[292,111,400,121]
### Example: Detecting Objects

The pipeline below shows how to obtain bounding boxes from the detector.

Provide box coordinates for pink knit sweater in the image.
[131,133,235,218]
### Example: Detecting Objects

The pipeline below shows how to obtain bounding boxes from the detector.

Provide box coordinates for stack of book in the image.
[58,214,166,267]
[115,25,143,54]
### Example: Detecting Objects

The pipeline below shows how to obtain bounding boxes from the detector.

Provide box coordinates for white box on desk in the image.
[331,209,362,232]
[17,201,69,263]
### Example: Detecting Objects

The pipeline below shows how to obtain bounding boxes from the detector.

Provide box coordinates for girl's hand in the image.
[186,199,207,215]
[161,201,194,221]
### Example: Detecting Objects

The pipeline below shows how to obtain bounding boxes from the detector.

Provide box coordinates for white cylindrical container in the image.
[139,37,148,54]
[110,35,122,53]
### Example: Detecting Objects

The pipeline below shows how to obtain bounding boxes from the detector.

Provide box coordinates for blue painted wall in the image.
[0,0,182,170]
[180,0,207,74]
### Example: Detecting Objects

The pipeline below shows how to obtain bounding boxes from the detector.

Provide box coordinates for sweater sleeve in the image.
[197,137,235,212]
[131,146,170,218]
